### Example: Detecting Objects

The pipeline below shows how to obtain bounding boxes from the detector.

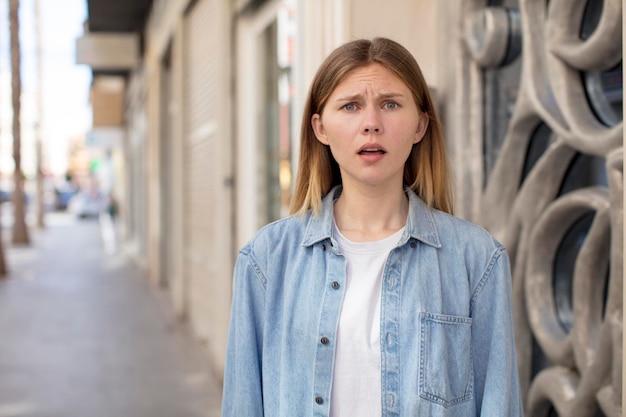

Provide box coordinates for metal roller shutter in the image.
[182,0,231,354]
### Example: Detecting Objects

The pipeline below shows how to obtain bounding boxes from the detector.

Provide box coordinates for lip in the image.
[357,143,387,154]
[357,143,387,163]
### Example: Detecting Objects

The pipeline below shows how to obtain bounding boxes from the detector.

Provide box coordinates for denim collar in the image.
[301,185,442,248]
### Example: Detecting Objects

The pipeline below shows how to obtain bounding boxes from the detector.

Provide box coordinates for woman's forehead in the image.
[330,63,410,96]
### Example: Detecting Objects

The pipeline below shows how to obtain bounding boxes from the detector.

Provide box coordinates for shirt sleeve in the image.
[470,246,524,416]
[221,249,266,417]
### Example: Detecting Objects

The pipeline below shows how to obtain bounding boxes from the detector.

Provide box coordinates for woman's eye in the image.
[384,101,399,110]
[342,103,357,111]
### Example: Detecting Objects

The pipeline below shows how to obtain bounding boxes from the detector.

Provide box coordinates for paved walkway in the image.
[0,212,222,417]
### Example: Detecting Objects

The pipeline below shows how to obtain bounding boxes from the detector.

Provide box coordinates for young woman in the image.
[222,37,523,416]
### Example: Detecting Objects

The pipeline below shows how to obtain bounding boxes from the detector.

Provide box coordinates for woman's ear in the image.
[311,114,329,145]
[413,113,429,144]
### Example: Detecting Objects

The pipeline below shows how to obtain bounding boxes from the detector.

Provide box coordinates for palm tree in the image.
[9,0,30,245]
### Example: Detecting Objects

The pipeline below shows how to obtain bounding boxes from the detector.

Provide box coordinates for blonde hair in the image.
[290,37,453,216]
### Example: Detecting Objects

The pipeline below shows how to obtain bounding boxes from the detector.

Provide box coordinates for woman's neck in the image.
[333,184,408,242]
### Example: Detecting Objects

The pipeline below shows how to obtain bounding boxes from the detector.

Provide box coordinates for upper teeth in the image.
[364,148,379,151]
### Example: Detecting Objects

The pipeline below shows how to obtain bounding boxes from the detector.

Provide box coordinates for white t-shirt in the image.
[330,221,405,417]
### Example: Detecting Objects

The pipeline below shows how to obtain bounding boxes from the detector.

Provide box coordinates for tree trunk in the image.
[9,0,30,245]
[0,10,6,277]
[35,0,45,228]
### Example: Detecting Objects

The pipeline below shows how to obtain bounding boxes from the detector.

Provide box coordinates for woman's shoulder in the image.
[241,213,310,255]
[407,189,503,253]
[430,208,505,253]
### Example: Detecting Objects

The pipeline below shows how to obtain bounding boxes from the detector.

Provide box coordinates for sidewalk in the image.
[0,212,222,417]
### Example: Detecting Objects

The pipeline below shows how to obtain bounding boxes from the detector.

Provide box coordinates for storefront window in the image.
[258,2,296,224]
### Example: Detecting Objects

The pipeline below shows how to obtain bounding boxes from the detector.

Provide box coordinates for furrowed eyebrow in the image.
[334,92,406,102]
[377,93,405,100]
[334,94,362,102]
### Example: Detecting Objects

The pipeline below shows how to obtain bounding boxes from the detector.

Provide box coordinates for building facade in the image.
[79,0,623,415]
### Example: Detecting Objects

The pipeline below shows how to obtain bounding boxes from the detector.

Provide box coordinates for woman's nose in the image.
[362,108,382,134]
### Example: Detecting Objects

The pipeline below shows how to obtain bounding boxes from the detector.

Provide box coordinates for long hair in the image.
[290,37,453,216]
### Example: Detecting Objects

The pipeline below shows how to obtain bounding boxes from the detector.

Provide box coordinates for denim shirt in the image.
[222,186,523,417]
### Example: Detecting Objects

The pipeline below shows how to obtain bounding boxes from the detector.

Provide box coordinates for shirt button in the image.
[320,337,329,345]
[315,396,324,405]
[331,281,340,290]
[410,241,417,248]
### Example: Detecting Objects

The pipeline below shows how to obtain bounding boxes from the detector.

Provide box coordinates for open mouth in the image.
[358,148,386,155]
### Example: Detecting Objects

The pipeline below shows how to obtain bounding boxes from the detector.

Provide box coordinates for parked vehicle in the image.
[67,191,103,218]
[54,185,78,210]
[0,190,10,203]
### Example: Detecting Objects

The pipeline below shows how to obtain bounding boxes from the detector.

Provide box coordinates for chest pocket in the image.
[419,312,473,408]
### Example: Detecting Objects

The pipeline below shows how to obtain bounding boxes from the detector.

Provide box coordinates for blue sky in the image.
[0,0,92,176]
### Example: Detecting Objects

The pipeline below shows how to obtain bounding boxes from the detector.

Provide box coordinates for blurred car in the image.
[0,190,10,203]
[0,189,29,204]
[54,185,78,210]
[67,191,103,218]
